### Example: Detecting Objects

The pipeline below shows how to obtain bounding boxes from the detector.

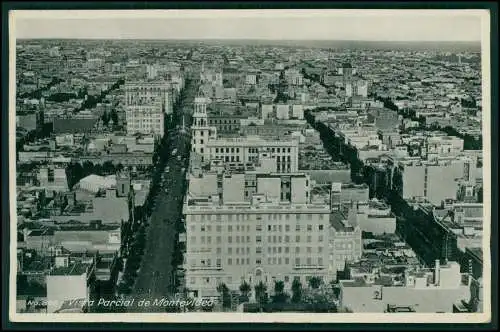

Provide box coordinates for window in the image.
[216,247,222,254]
[307,225,312,231]
[228,258,232,265]
[318,258,323,266]
[256,247,262,254]
[256,259,261,265]
[295,258,300,265]
[296,235,301,242]
[319,235,324,242]
[284,276,290,282]
[319,225,324,231]
[285,247,289,253]
[190,236,196,244]
[307,257,312,265]
[318,247,323,253]
[285,258,290,264]
[256,236,262,243]
[307,236,312,243]
[307,247,312,253]
[285,225,290,232]
[296,247,300,253]
[201,226,206,232]
[296,225,301,231]
[285,235,290,243]
[201,236,205,244]
[228,248,232,254]
[228,225,232,232]
[268,225,272,231]
[228,236,232,243]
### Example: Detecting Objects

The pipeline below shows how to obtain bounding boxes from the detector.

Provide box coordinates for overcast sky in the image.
[12,10,485,41]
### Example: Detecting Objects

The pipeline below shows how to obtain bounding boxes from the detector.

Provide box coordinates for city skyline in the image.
[12,9,485,42]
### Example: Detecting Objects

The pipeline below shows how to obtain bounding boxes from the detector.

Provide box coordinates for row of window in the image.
[189,234,324,244]
[190,213,327,222]
[188,246,326,255]
[209,119,239,125]
[191,257,324,269]
[194,223,324,232]
[189,275,324,285]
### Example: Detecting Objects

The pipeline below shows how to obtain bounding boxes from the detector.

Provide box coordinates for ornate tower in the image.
[191,93,214,163]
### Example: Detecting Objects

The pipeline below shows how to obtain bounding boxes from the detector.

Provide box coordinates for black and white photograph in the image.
[7,7,493,324]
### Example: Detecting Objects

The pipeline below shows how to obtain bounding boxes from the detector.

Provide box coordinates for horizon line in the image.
[16,37,482,43]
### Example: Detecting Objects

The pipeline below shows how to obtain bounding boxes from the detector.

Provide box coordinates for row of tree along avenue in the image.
[210,277,339,313]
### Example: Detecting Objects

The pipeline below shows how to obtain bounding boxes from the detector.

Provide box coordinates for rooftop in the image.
[49,262,90,276]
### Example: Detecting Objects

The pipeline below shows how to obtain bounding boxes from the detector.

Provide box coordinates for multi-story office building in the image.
[124,81,173,114]
[206,137,299,173]
[329,210,363,279]
[37,165,69,192]
[393,156,479,206]
[191,97,300,172]
[183,169,331,298]
[124,81,173,137]
[125,102,165,137]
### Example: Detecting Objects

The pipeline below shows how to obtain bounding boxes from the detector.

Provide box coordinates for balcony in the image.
[293,264,325,270]
[189,265,223,271]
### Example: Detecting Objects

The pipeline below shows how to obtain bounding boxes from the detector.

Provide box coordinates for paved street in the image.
[127,80,196,312]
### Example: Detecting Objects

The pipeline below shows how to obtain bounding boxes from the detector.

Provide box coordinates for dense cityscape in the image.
[15,38,484,314]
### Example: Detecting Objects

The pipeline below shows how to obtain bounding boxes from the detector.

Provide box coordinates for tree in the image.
[102,111,110,126]
[110,109,119,126]
[254,281,268,308]
[271,280,289,304]
[308,276,323,289]
[239,281,252,302]
[216,283,231,310]
[291,278,303,303]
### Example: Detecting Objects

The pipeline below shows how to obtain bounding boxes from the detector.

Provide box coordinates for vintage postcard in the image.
[8,8,492,324]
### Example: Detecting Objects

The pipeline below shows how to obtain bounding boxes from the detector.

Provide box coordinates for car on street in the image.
[172,148,178,156]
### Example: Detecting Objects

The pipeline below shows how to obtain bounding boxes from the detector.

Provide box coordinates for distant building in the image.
[46,257,95,313]
[339,260,471,313]
[37,165,68,192]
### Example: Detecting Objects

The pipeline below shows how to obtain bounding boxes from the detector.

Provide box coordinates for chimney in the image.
[434,259,441,287]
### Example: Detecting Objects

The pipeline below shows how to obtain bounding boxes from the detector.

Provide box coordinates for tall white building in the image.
[191,97,218,163]
[183,169,332,299]
[191,97,300,172]
[124,81,174,137]
[125,102,165,137]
